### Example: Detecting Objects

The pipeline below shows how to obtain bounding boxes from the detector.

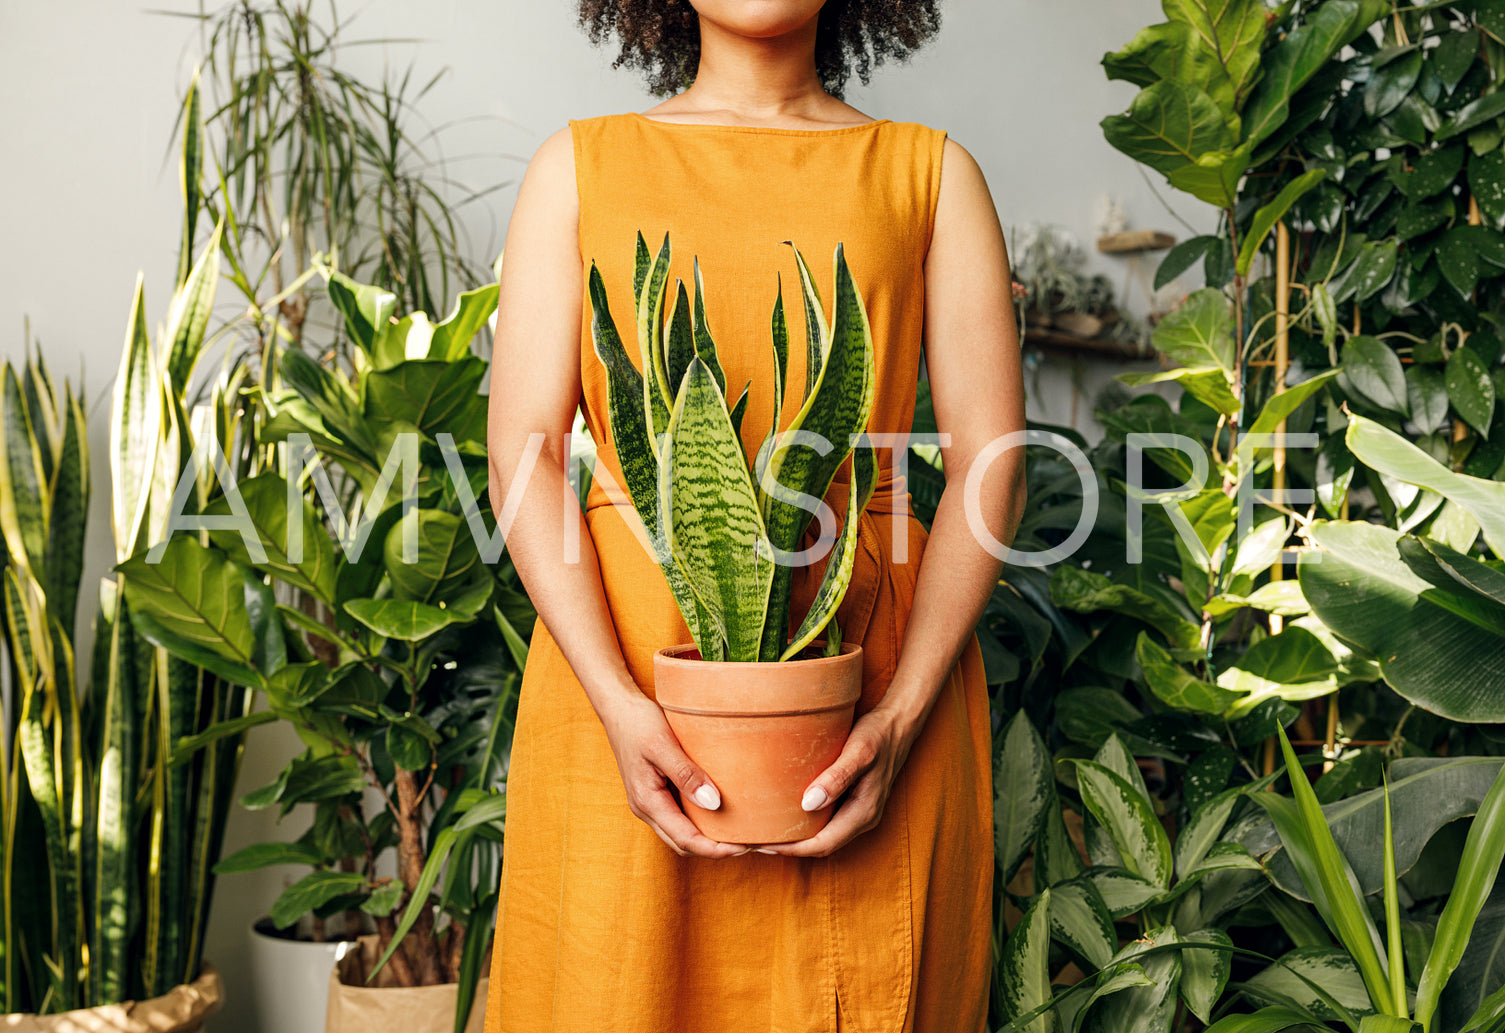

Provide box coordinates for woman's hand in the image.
[762,702,922,858]
[596,690,750,860]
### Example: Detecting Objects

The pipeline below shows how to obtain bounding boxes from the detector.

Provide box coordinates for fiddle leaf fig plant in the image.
[587,232,878,663]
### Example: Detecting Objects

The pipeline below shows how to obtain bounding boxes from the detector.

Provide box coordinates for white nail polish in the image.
[693,784,721,810]
[755,847,779,854]
[801,786,829,811]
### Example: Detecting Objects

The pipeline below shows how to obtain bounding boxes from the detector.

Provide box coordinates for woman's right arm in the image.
[485,127,743,858]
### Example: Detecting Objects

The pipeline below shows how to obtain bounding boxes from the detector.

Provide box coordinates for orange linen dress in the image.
[484,112,993,1033]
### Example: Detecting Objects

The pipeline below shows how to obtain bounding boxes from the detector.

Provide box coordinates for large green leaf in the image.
[363,357,487,437]
[383,510,484,606]
[1414,760,1505,1028]
[1244,948,1372,1023]
[1344,413,1505,558]
[1446,345,1497,439]
[1051,566,1200,650]
[1237,170,1327,277]
[1102,80,1244,207]
[1049,880,1117,973]
[1103,22,1237,109]
[343,597,470,641]
[1120,367,1240,417]
[427,283,499,362]
[324,269,398,354]
[269,871,366,929]
[1240,0,1390,149]
[1000,889,1056,1033]
[996,711,1053,883]
[1150,288,1236,380]
[1262,727,1394,1015]
[1163,0,1266,106]
[1137,633,1241,715]
[204,473,338,603]
[1216,626,1341,714]
[1180,929,1233,1025]
[1083,928,1184,1033]
[1073,760,1174,888]
[1299,521,1505,720]
[117,537,276,687]
[662,357,772,662]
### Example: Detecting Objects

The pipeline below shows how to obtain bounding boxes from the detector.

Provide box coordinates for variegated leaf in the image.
[1074,759,1174,888]
[110,277,162,562]
[661,358,772,662]
[782,444,876,659]
[636,232,672,449]
[665,279,696,403]
[691,256,728,395]
[783,239,829,402]
[1001,889,1057,1033]
[586,262,707,649]
[759,242,876,660]
[164,217,223,392]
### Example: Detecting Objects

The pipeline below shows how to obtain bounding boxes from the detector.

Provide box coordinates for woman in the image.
[484,2,1025,1029]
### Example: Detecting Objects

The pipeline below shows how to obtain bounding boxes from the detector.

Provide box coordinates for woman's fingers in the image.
[635,778,743,857]
[799,720,883,813]
[765,774,885,858]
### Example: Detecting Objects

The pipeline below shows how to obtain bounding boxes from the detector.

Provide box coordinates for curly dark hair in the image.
[576,0,942,100]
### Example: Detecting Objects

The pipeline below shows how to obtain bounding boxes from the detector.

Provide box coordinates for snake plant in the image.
[588,232,878,663]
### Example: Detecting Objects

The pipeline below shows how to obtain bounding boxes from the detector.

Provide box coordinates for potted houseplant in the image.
[587,232,878,844]
[118,267,531,1033]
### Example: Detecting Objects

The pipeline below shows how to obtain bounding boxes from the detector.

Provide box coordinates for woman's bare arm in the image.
[883,135,1027,730]
[486,126,741,858]
[771,135,1025,856]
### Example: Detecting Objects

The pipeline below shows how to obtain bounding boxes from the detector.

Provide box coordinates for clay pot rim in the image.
[653,640,861,671]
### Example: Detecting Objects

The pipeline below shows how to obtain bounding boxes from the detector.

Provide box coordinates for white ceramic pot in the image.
[246,918,355,1033]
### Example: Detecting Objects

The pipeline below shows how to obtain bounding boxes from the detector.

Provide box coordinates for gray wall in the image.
[1,2,1209,1029]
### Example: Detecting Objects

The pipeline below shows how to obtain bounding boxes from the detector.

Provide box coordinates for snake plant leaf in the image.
[782,444,876,659]
[45,385,89,634]
[1343,412,1505,558]
[770,273,789,428]
[111,276,162,562]
[163,217,223,393]
[633,231,650,303]
[759,243,876,660]
[665,280,697,405]
[89,581,138,1005]
[0,365,50,572]
[174,67,202,287]
[587,261,706,648]
[428,283,500,362]
[636,232,673,447]
[782,239,830,402]
[690,257,728,396]
[1413,759,1505,1028]
[1000,889,1055,1033]
[661,357,773,662]
[203,473,339,604]
[729,382,750,440]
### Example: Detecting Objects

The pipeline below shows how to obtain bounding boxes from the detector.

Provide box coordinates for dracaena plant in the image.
[588,232,878,663]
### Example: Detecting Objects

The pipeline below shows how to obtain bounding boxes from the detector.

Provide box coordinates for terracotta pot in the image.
[652,641,863,844]
[325,933,491,1033]
[0,963,222,1032]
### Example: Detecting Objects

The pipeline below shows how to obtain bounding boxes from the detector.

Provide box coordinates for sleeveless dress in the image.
[483,112,993,1033]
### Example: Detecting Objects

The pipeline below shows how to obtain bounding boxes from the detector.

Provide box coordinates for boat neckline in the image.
[627,111,892,136]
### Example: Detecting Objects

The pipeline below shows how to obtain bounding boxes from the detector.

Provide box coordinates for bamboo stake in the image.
[1271,221,1291,635]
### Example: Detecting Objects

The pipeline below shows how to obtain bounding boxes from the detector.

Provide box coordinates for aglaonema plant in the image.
[587,232,877,663]
[1230,726,1505,1033]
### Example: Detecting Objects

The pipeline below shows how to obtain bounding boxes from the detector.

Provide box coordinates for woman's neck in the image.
[670,12,841,122]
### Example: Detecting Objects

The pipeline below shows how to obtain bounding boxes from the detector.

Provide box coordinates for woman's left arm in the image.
[769,136,1026,857]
